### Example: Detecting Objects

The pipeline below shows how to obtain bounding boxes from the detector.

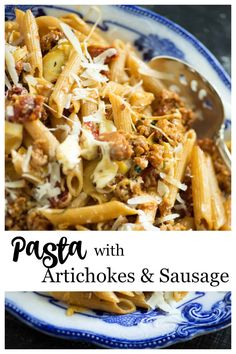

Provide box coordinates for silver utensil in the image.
[149,56,231,170]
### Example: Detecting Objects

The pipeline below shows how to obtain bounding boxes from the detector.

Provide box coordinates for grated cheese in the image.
[137,209,160,231]
[23,62,32,72]
[48,162,61,186]
[92,143,118,189]
[127,195,161,205]
[6,105,14,117]
[56,135,81,173]
[93,48,117,65]
[160,172,187,191]
[22,146,33,173]
[157,213,180,224]
[5,44,19,85]
[146,292,174,313]
[157,180,169,197]
[34,182,61,202]
[60,22,87,63]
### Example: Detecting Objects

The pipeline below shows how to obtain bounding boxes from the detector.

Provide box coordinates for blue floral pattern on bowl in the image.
[6,291,231,348]
[134,34,185,61]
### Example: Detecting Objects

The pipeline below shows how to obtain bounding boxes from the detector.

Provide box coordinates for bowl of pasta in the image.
[5,291,231,348]
[5,5,231,231]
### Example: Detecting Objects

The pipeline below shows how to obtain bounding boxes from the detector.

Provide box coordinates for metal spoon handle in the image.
[215,136,231,171]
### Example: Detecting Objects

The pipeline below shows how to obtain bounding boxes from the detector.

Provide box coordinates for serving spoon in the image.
[148,56,231,170]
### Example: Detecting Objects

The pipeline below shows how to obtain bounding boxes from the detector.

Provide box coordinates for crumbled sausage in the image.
[160,222,187,231]
[114,178,143,202]
[49,190,72,208]
[155,89,194,126]
[8,94,45,123]
[130,135,149,156]
[88,46,118,64]
[7,85,28,99]
[26,210,52,230]
[40,29,64,53]
[148,144,164,168]
[156,119,184,143]
[6,196,28,230]
[99,131,133,160]
[30,140,48,169]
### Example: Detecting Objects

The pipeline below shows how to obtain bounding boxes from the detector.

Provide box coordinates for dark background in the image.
[5,5,231,350]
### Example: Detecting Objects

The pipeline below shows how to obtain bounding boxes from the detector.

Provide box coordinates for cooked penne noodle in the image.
[109,93,133,132]
[24,120,60,159]
[23,10,43,77]
[39,201,138,226]
[49,50,81,118]
[191,146,212,230]
[94,292,120,303]
[66,159,83,197]
[110,39,129,83]
[221,197,231,230]
[163,129,196,211]
[50,292,136,314]
[205,154,226,230]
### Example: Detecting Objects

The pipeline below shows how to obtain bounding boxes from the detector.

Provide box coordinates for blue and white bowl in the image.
[6,291,231,348]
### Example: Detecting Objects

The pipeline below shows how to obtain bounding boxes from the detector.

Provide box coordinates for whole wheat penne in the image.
[109,93,133,132]
[24,120,59,159]
[221,197,231,230]
[191,146,212,230]
[66,159,83,197]
[110,39,129,83]
[49,50,81,118]
[23,10,43,77]
[163,129,196,210]
[94,292,120,303]
[205,154,226,230]
[39,201,138,226]
[50,292,136,314]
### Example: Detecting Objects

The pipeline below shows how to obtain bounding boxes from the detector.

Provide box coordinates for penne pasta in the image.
[109,93,133,132]
[205,154,226,230]
[39,201,138,226]
[24,120,60,159]
[49,50,81,118]
[66,159,83,197]
[191,146,212,230]
[23,10,43,77]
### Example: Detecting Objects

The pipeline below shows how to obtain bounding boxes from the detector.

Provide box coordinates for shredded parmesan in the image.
[23,62,32,72]
[6,105,14,117]
[128,195,161,205]
[56,135,81,173]
[157,213,180,224]
[34,182,61,202]
[60,22,87,63]
[146,292,174,313]
[160,172,187,191]
[5,44,19,85]
[93,48,117,65]
[92,143,118,189]
[157,180,169,197]
[22,146,33,173]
